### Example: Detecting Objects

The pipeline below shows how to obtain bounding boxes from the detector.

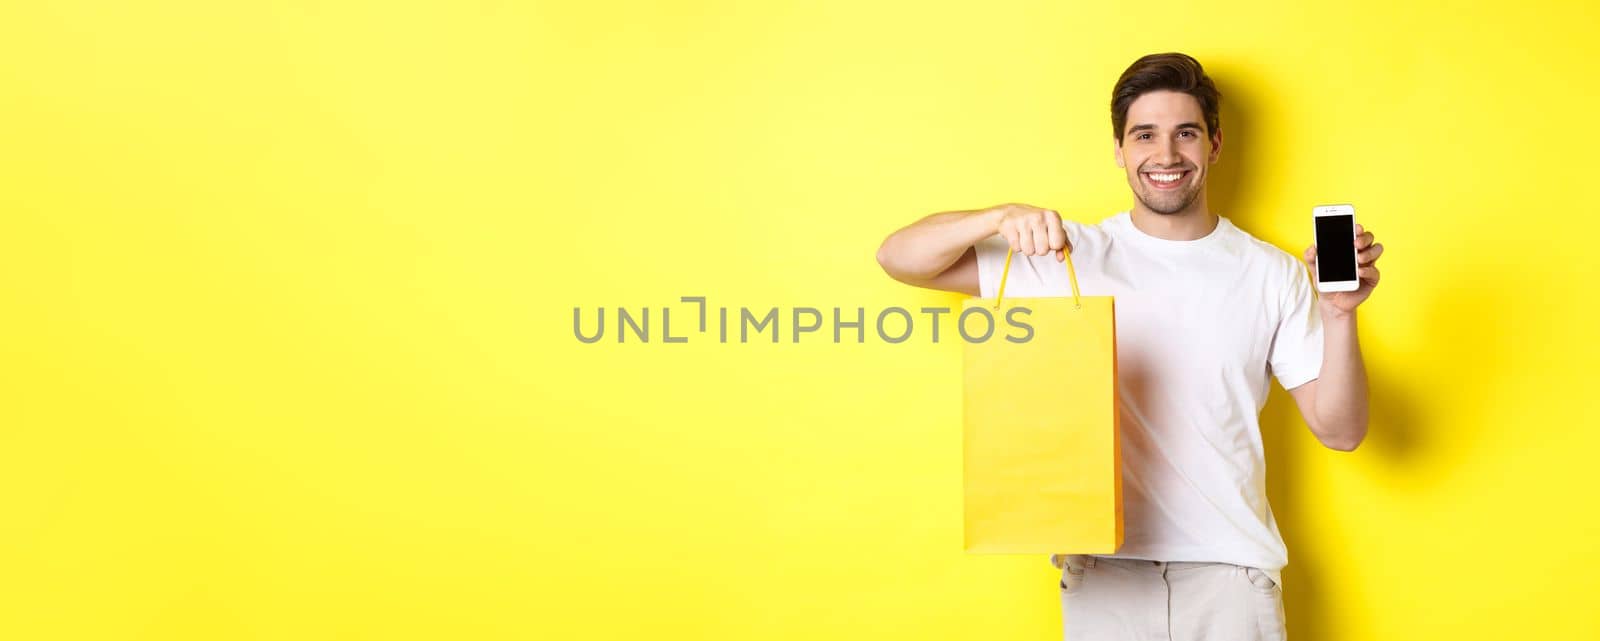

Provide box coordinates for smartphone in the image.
[1312,204,1359,293]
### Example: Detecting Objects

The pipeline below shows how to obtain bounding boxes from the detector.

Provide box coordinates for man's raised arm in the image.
[875,203,1069,296]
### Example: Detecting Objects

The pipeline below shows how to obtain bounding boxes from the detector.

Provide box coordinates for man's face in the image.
[1114,90,1222,215]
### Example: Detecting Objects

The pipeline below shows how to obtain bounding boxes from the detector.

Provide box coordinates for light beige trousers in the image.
[1055,555,1287,641]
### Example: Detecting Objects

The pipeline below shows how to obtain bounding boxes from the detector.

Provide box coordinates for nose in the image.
[1157,137,1181,166]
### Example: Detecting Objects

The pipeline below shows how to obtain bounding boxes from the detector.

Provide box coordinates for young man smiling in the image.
[875,53,1384,640]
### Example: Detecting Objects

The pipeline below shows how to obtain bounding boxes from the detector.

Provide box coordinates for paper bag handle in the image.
[993,246,1082,310]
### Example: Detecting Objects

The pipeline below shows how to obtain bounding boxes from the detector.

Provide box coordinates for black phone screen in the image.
[1315,215,1357,282]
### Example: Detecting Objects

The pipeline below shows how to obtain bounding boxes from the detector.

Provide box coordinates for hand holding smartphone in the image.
[1312,204,1360,293]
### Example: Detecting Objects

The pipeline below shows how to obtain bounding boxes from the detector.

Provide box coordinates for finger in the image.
[1018,225,1036,256]
[1002,225,1019,254]
[1056,249,1065,262]
[1303,244,1316,263]
[1356,223,1365,236]
[1358,242,1384,265]
[1355,231,1374,250]
[1031,218,1050,256]
[1359,264,1380,284]
[1045,210,1067,253]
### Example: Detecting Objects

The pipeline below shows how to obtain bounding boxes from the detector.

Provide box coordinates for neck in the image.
[1129,194,1218,241]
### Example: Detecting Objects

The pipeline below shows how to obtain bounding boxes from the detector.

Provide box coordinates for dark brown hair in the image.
[1111,52,1221,142]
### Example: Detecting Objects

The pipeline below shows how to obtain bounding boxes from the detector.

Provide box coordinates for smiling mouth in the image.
[1141,169,1191,190]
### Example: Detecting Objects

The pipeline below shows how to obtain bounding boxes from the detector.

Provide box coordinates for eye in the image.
[1137,133,1152,140]
[1179,130,1196,139]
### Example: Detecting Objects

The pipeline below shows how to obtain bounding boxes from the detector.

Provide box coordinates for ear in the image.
[1208,128,1223,164]
[1114,138,1125,168]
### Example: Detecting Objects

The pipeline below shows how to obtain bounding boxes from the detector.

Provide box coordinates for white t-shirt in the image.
[974,211,1323,584]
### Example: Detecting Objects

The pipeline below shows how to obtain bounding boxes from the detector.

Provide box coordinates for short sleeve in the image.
[1269,258,1324,390]
[973,228,1076,299]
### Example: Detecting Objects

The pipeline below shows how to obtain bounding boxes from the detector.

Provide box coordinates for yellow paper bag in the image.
[962,248,1122,554]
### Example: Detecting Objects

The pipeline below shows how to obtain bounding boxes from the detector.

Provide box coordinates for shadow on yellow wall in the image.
[1210,62,1521,640]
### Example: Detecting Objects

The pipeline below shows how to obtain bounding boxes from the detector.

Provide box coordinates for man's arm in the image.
[876,204,1069,296]
[1288,311,1368,451]
[1289,225,1384,452]
[875,208,999,296]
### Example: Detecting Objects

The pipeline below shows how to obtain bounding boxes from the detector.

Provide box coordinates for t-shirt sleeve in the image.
[973,228,1074,299]
[1268,258,1324,390]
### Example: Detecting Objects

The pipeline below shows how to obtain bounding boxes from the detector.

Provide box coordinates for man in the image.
[874,52,1383,640]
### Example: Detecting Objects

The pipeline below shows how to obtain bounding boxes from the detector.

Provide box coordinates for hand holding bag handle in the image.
[993,246,1082,310]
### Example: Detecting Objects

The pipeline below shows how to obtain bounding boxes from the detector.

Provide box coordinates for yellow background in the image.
[4,1,1597,639]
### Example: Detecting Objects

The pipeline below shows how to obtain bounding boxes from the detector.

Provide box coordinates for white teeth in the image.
[1147,172,1183,183]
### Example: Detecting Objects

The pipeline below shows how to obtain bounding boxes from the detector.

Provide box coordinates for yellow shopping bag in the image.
[962,248,1121,554]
